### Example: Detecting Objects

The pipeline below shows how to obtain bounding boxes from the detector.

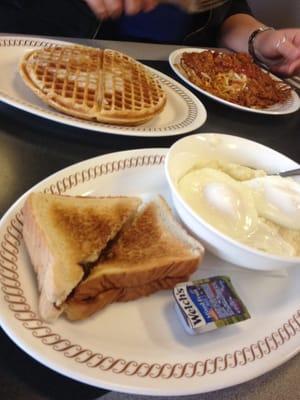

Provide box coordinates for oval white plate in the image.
[169,48,300,115]
[0,148,299,396]
[0,36,207,137]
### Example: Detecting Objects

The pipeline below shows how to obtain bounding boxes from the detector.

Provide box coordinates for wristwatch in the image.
[248,26,274,66]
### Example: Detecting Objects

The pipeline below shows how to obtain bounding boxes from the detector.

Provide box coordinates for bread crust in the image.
[66,275,191,321]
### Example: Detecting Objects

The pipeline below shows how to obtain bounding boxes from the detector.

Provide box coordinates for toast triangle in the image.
[22,192,141,321]
[65,195,204,320]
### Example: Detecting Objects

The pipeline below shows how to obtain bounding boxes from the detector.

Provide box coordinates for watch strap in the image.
[248,26,274,67]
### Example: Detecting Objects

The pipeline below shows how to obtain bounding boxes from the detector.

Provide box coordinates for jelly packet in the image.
[173,276,251,335]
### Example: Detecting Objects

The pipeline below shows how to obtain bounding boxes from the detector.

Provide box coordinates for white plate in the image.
[0,148,299,396]
[0,36,207,137]
[169,48,300,115]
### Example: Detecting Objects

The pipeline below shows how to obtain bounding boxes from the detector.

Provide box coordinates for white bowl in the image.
[165,133,300,271]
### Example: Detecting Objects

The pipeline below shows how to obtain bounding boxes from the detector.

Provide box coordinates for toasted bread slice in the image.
[65,196,204,320]
[19,45,166,126]
[22,193,141,321]
[66,275,190,321]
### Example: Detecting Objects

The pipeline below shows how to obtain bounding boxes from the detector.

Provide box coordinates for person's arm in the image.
[219,8,300,76]
[219,0,300,75]
[219,13,263,53]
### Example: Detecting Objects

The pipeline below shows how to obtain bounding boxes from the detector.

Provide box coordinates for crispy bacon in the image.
[180,51,292,108]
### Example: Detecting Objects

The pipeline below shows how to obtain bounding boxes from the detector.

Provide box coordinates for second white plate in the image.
[0,148,299,396]
[0,36,207,137]
[169,47,300,115]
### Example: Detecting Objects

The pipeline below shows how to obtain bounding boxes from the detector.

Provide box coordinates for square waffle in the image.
[19,45,167,126]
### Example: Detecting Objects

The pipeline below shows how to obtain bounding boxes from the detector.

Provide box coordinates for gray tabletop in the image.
[0,35,299,400]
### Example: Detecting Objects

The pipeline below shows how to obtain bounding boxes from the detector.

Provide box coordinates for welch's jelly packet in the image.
[173,276,251,335]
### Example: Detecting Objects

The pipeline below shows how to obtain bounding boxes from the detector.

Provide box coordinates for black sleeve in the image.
[184,0,253,46]
[0,0,98,38]
[226,0,252,18]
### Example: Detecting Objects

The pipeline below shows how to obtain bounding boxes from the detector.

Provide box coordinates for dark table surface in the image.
[0,37,299,400]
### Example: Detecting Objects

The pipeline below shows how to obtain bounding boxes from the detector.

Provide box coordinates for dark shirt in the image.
[0,0,252,46]
[101,0,252,45]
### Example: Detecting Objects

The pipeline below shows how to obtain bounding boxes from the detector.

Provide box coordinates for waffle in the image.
[19,45,167,126]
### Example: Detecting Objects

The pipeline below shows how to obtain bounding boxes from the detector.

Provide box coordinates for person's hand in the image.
[254,28,300,76]
[84,0,158,20]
